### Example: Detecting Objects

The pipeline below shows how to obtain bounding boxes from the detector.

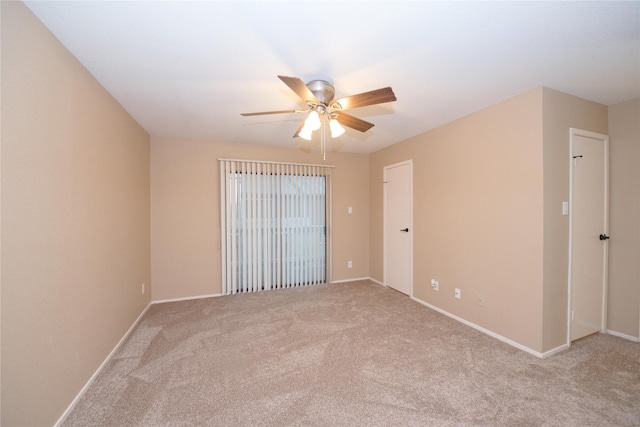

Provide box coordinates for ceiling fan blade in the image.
[278,75,318,103]
[240,110,298,116]
[331,87,396,110]
[334,112,375,132]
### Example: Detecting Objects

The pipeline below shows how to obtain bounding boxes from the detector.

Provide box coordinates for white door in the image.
[569,128,609,342]
[384,161,413,296]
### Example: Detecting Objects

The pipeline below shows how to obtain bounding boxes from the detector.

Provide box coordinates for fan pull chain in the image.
[321,118,326,161]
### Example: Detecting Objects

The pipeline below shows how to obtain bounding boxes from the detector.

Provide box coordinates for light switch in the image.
[562,201,569,216]
[348,207,352,214]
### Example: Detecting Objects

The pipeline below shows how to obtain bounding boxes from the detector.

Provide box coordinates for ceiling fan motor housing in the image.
[306,80,335,105]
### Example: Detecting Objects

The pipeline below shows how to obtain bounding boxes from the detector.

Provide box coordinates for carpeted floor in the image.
[62,280,640,426]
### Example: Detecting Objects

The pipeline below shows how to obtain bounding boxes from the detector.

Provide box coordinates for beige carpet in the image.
[62,280,640,426]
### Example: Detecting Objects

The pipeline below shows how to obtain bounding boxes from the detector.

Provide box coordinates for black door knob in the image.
[599,234,610,240]
[400,228,409,232]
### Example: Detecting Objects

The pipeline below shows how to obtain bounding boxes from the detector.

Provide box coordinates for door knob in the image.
[599,234,610,241]
[400,228,409,232]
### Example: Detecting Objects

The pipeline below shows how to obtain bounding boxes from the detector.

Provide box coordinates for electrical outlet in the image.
[348,260,352,268]
[142,283,145,294]
[477,294,485,306]
[454,288,461,299]
[430,279,439,291]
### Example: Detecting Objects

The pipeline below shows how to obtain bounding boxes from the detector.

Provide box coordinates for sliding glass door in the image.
[219,160,332,294]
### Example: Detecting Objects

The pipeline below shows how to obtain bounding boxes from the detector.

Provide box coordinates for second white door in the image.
[569,128,609,342]
[384,161,413,296]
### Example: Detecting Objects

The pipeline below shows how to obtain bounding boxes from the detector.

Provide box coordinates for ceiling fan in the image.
[241,75,397,141]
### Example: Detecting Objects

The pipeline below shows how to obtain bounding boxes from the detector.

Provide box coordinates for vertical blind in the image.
[219,159,333,295]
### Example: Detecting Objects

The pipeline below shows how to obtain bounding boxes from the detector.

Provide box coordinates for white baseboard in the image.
[332,277,386,287]
[54,302,152,427]
[331,277,370,284]
[541,343,569,358]
[410,296,555,359]
[152,293,223,304]
[367,277,384,287]
[607,329,640,342]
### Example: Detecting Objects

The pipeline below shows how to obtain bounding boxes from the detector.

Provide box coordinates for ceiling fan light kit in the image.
[241,75,397,158]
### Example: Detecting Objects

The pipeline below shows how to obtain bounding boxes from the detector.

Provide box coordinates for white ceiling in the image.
[25,1,640,154]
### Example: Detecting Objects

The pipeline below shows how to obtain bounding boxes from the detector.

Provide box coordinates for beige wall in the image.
[151,137,369,301]
[1,3,151,426]
[370,87,612,354]
[608,98,640,339]
[541,88,608,351]
[370,89,545,352]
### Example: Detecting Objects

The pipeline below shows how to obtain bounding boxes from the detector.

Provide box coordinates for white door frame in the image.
[567,128,609,346]
[383,160,414,297]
